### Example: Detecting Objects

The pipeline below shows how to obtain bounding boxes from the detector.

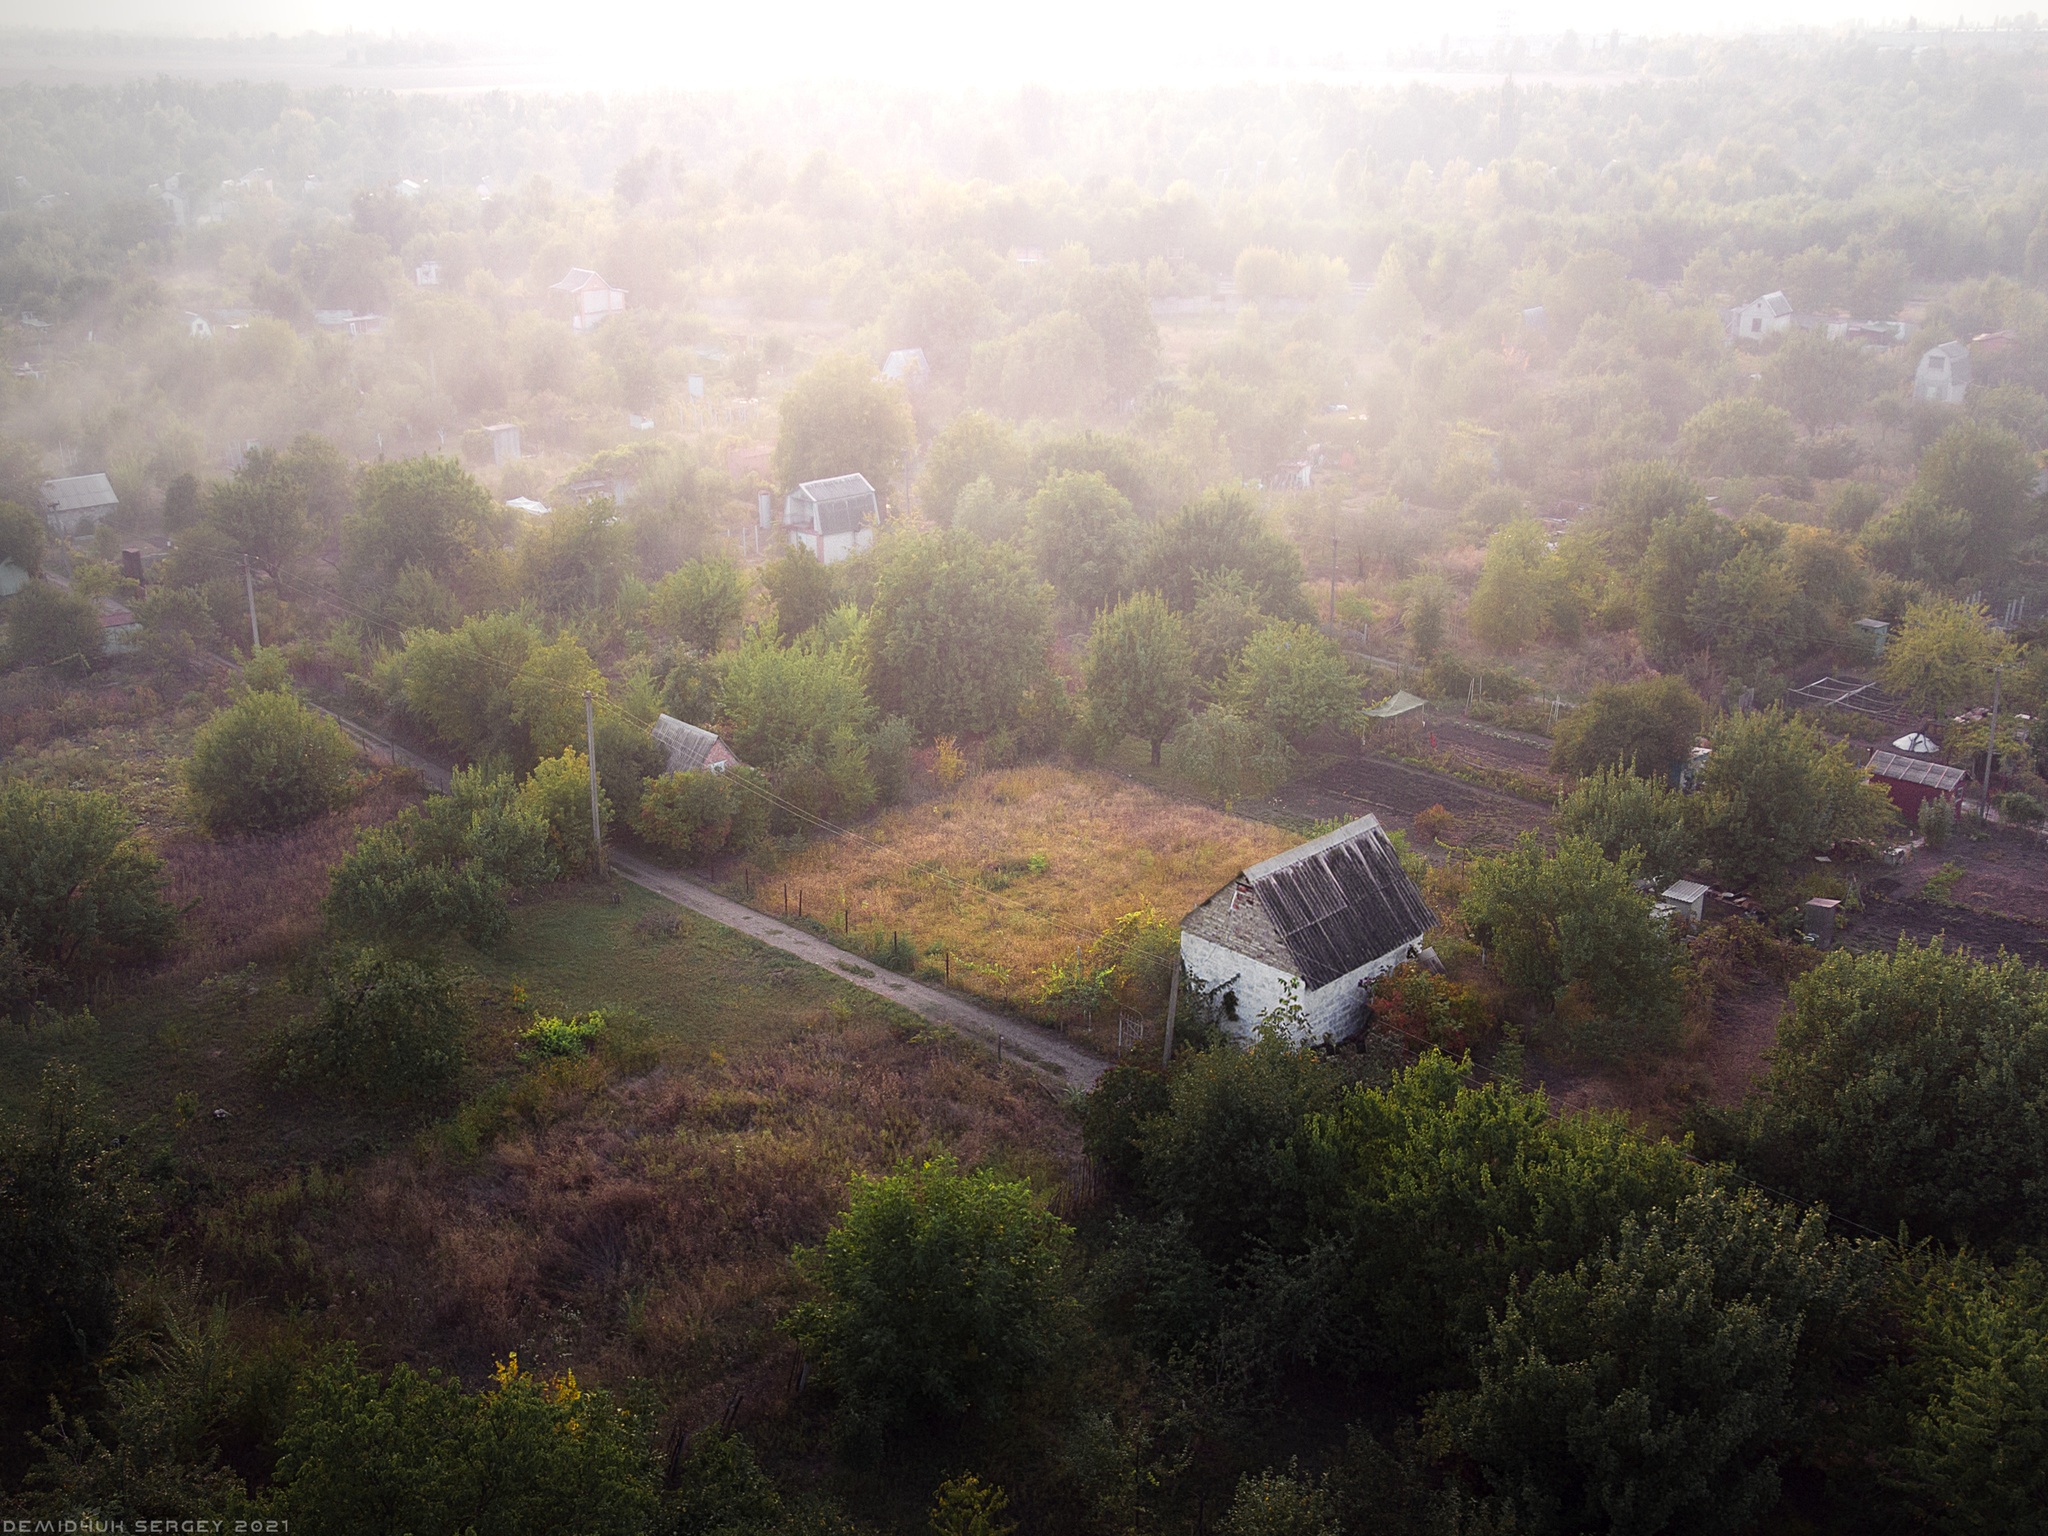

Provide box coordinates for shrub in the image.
[1918,795,1954,846]
[520,749,609,874]
[867,714,917,805]
[1082,1066,1172,1182]
[0,783,177,975]
[519,1010,604,1059]
[1996,790,2044,827]
[324,827,511,953]
[4,582,103,674]
[1410,804,1458,843]
[784,1156,1076,1457]
[185,690,357,835]
[1368,963,1492,1053]
[636,767,770,865]
[281,948,470,1097]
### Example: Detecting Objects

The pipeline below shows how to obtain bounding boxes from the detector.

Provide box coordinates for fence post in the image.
[1163,963,1181,1063]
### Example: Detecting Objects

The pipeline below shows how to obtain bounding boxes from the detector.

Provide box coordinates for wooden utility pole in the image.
[1330,532,1338,627]
[242,555,260,651]
[584,689,606,876]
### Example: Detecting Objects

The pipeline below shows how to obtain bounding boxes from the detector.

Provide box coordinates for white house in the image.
[184,311,213,338]
[1178,814,1437,1046]
[313,310,386,338]
[652,715,742,775]
[549,268,627,332]
[1914,341,1971,404]
[481,423,521,464]
[40,474,120,536]
[879,348,930,388]
[1724,291,1795,342]
[783,473,879,564]
[415,260,443,287]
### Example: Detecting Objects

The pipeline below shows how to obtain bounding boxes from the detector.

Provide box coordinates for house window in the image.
[1749,318,1761,333]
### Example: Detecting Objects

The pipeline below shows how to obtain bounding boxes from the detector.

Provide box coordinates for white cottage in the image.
[783,473,879,564]
[1914,341,1971,404]
[1179,815,1437,1046]
[549,268,627,332]
[1723,291,1794,342]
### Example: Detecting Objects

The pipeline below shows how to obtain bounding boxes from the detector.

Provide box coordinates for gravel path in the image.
[609,851,1108,1090]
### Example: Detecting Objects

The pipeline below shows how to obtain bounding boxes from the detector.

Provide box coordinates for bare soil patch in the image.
[1850,829,2048,966]
[1254,750,1553,853]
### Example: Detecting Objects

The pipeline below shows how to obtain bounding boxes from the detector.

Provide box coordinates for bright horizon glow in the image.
[2,3,2036,92]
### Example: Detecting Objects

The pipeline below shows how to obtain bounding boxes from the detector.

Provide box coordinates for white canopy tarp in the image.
[1364,690,1428,720]
[1891,732,1939,754]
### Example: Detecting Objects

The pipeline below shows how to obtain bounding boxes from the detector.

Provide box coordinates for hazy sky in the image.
[5,0,2024,89]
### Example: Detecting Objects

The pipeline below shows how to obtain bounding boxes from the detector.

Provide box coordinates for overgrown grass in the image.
[723,765,1290,1021]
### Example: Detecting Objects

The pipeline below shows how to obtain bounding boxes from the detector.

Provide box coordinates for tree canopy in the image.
[771,352,916,503]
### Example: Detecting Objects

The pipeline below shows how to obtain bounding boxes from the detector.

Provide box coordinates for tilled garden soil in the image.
[1250,750,1554,852]
[1847,831,2048,967]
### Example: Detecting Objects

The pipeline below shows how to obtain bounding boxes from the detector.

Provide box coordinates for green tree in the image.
[0,1063,140,1362]
[1593,460,1710,563]
[160,473,202,533]
[1401,572,1452,660]
[396,610,537,763]
[1467,518,1550,653]
[1679,396,1797,477]
[1684,542,1802,673]
[0,783,176,974]
[636,766,771,864]
[0,497,45,574]
[1134,487,1312,620]
[649,556,750,653]
[184,690,357,835]
[1307,1052,1698,1382]
[1637,504,1740,667]
[785,1157,1075,1455]
[952,474,1027,545]
[1068,264,1162,400]
[918,410,1028,523]
[886,268,996,379]
[1712,939,2048,1253]
[1555,764,1700,886]
[278,432,357,536]
[324,826,514,954]
[1696,707,1899,888]
[516,498,633,611]
[759,543,839,639]
[5,581,104,674]
[929,1473,1019,1536]
[1218,1465,1338,1536]
[1910,418,2039,574]
[1881,1249,2048,1529]
[1224,622,1358,742]
[862,531,1053,737]
[718,627,873,767]
[1165,707,1295,808]
[204,447,310,578]
[1758,329,1879,429]
[1549,676,1704,780]
[1880,597,2014,720]
[345,455,499,587]
[520,750,609,875]
[1188,568,1268,679]
[973,310,1107,420]
[773,352,916,504]
[1433,1183,1880,1535]
[1463,834,1685,1055]
[1083,592,1195,765]
[274,1347,655,1536]
[1027,469,1142,618]
[282,948,471,1095]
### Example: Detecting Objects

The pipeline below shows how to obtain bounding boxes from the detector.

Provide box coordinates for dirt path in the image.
[245,652,1107,1092]
[609,852,1108,1089]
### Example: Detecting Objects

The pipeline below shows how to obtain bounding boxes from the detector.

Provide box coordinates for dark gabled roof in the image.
[652,714,728,773]
[41,474,119,514]
[1183,815,1436,990]
[791,473,878,536]
[1867,749,1966,791]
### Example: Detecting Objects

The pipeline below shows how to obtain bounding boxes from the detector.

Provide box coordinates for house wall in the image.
[1181,931,1415,1046]
[1875,776,1952,822]
[788,526,875,565]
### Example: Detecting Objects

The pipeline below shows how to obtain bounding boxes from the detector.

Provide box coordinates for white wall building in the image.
[783,473,879,564]
[1179,815,1437,1046]
[1914,341,1971,404]
[549,268,627,332]
[1724,291,1795,341]
[40,474,120,536]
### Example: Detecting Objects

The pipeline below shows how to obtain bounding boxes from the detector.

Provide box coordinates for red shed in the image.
[1866,748,1967,822]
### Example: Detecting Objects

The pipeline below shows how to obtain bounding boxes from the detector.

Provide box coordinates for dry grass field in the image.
[727,765,1294,1028]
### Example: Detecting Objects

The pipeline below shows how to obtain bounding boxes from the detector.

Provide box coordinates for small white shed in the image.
[1914,341,1971,404]
[550,268,627,332]
[1179,814,1437,1046]
[1725,291,1795,341]
[40,474,120,536]
[783,474,879,565]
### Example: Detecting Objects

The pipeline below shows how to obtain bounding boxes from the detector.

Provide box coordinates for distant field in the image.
[724,765,1294,1031]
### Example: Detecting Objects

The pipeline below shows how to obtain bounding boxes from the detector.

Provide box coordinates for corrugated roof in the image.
[1663,880,1710,904]
[1867,749,1966,791]
[791,474,878,537]
[653,714,727,774]
[41,474,119,514]
[1761,291,1792,315]
[1184,815,1436,991]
